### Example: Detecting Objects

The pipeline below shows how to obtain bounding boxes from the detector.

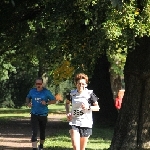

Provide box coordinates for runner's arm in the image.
[65,92,72,114]
[90,92,100,111]
[47,99,56,104]
[65,100,71,114]
[47,90,56,105]
[25,97,32,107]
[26,97,30,104]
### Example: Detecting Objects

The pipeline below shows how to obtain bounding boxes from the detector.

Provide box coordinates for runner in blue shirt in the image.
[26,77,56,150]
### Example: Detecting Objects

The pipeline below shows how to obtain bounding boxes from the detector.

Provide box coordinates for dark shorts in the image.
[69,125,92,137]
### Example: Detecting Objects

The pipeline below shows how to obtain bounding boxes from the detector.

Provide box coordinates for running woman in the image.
[65,73,100,150]
[26,77,56,150]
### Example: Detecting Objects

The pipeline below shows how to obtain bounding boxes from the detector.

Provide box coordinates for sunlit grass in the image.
[45,127,113,150]
[0,104,113,150]
[0,104,65,118]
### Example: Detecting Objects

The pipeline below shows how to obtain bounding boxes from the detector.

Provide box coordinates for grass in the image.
[45,127,113,150]
[0,104,113,150]
[0,103,65,118]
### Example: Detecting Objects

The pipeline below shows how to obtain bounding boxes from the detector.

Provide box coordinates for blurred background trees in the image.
[1,0,150,148]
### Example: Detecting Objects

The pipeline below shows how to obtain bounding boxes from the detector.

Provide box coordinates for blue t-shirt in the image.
[26,88,55,115]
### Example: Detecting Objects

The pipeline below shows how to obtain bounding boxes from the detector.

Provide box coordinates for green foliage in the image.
[1,0,150,107]
[111,0,123,10]
[101,0,150,77]
[1,100,15,108]
[103,0,150,47]
[107,48,127,77]
[0,49,16,81]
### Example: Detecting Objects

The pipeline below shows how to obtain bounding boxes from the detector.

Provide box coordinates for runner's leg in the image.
[39,116,47,148]
[31,114,38,149]
[69,126,80,150]
[80,136,89,150]
[80,127,91,150]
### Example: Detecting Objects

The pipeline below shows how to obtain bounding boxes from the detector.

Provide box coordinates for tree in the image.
[104,0,150,149]
[88,55,118,123]
[55,0,119,123]
[0,0,125,118]
[110,36,150,149]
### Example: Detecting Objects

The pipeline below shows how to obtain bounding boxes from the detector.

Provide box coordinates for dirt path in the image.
[0,114,66,150]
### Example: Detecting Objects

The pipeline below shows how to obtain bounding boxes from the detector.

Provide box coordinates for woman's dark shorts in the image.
[69,125,92,137]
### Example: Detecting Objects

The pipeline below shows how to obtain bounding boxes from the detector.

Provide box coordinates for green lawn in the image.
[45,126,113,150]
[0,104,113,150]
[0,104,65,118]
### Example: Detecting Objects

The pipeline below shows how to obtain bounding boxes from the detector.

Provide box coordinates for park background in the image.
[1,0,150,149]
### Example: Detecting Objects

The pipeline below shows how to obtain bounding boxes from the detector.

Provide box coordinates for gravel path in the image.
[0,114,66,150]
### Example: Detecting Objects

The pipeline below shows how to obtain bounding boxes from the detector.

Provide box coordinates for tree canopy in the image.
[1,0,150,148]
[0,0,149,107]
[1,0,149,79]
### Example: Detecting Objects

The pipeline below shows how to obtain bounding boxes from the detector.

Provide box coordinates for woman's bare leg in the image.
[80,136,90,150]
[69,129,80,150]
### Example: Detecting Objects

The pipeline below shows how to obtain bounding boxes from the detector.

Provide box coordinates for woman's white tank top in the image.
[69,89,95,128]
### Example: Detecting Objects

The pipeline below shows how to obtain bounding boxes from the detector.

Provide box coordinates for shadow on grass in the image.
[46,146,109,150]
[47,147,72,150]
[0,147,109,150]
[88,149,109,150]
[0,108,113,150]
[0,116,31,127]
[0,119,112,149]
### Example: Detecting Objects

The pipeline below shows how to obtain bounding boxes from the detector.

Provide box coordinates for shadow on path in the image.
[0,117,68,150]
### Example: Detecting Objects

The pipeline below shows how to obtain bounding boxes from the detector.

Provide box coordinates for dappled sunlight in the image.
[45,128,112,150]
[88,138,111,149]
[0,137,31,148]
[0,105,113,149]
[143,141,150,149]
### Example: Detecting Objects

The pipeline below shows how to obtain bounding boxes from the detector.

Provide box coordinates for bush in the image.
[1,99,15,108]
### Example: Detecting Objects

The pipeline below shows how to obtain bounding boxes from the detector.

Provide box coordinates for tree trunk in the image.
[110,74,123,99]
[88,55,118,124]
[110,36,150,149]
